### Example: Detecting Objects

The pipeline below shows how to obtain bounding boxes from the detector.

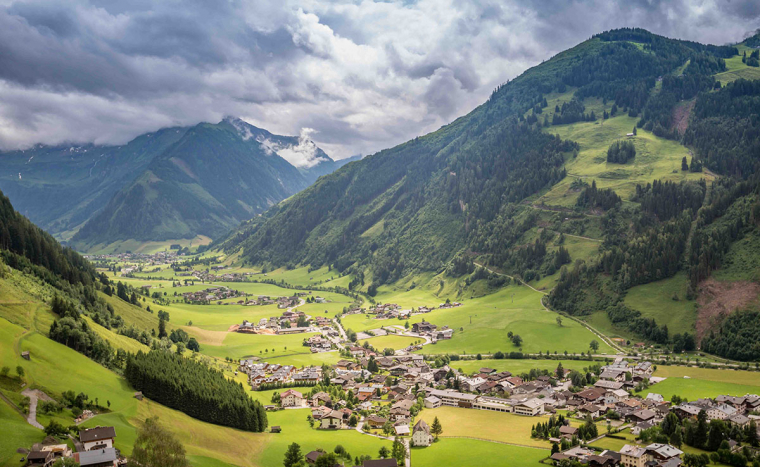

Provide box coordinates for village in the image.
[235,343,760,467]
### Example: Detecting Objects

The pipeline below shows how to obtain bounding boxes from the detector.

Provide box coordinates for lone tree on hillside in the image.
[283,443,304,467]
[590,340,600,352]
[431,417,443,440]
[556,316,563,327]
[128,417,188,467]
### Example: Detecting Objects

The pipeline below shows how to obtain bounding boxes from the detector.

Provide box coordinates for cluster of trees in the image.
[702,310,760,361]
[551,99,595,125]
[49,312,118,368]
[576,180,621,211]
[606,140,636,164]
[124,350,267,432]
[532,414,566,439]
[742,49,759,67]
[634,180,706,222]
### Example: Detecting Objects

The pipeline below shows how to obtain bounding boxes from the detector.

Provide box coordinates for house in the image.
[620,445,647,467]
[631,421,654,436]
[312,392,332,407]
[576,388,606,404]
[134,392,144,401]
[21,351,30,360]
[26,450,54,466]
[578,403,603,419]
[281,389,304,407]
[320,410,344,429]
[79,426,117,451]
[365,415,388,429]
[626,409,656,424]
[412,322,436,334]
[514,398,544,416]
[729,414,751,428]
[74,447,119,467]
[559,425,578,438]
[306,451,323,464]
[412,419,433,447]
[646,443,683,464]
[270,426,281,433]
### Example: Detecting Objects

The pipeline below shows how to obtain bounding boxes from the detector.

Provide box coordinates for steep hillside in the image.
[70,118,340,249]
[213,29,760,356]
[0,127,189,239]
[217,30,734,276]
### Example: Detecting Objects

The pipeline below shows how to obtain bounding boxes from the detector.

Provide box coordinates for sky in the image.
[0,0,757,161]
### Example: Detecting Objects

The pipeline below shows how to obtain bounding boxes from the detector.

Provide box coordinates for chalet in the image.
[412,322,437,334]
[559,425,578,438]
[626,409,656,424]
[365,415,388,429]
[80,426,116,451]
[412,419,433,447]
[576,388,606,404]
[729,414,751,428]
[312,392,332,407]
[320,410,344,429]
[578,403,603,419]
[306,451,323,464]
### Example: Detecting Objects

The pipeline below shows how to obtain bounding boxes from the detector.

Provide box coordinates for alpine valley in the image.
[2,25,760,467]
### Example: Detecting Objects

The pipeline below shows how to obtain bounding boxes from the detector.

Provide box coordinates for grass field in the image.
[638,366,760,401]
[716,48,760,85]
[412,438,548,467]
[418,406,568,447]
[343,285,613,356]
[623,272,697,336]
[540,110,710,206]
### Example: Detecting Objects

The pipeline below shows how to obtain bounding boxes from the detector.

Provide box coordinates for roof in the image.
[560,425,578,434]
[306,451,323,462]
[414,419,431,435]
[75,448,118,466]
[363,459,398,467]
[79,426,116,443]
[281,389,303,398]
[620,444,647,458]
[646,443,683,458]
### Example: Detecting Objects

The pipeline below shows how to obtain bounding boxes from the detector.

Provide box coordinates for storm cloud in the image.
[0,0,757,160]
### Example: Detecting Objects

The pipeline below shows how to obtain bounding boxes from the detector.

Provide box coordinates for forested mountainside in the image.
[0,117,346,250]
[0,126,189,238]
[216,29,760,359]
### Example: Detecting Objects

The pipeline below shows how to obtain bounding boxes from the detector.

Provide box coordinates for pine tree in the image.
[431,417,443,439]
[283,443,304,467]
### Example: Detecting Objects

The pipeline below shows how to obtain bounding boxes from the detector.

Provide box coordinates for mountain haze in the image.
[70,118,344,248]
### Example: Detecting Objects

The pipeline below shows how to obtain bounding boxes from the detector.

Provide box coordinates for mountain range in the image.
[0,117,355,250]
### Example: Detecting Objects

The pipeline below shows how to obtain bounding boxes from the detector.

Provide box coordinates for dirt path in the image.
[473,262,548,295]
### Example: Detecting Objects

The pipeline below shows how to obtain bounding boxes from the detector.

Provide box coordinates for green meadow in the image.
[412,438,548,467]
[639,366,760,401]
[623,272,697,336]
[344,285,613,356]
[358,334,420,350]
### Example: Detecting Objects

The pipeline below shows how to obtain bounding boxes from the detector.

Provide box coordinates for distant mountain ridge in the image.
[0,118,346,250]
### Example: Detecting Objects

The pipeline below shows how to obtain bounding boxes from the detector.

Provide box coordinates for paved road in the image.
[20,389,44,429]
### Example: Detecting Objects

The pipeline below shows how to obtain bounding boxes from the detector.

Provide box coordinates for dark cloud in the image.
[0,0,757,161]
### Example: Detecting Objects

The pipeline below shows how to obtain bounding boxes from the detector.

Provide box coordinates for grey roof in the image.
[77,448,117,466]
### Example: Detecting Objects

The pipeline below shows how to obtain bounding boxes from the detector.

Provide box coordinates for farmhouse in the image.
[79,426,116,451]
[513,398,545,416]
[412,419,433,447]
